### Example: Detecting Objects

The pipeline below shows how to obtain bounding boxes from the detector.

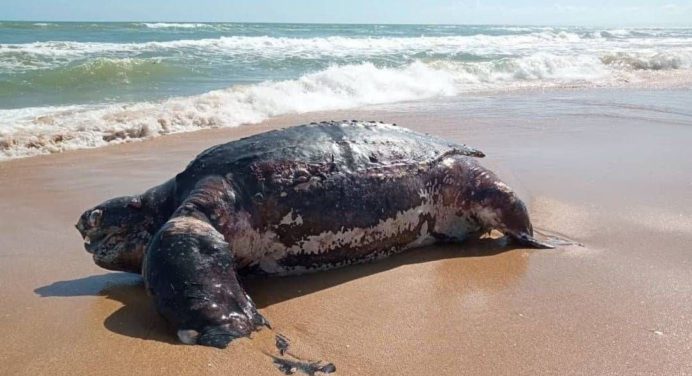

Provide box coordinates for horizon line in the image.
[1,19,690,28]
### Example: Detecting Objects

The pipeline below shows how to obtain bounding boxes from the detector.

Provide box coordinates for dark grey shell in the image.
[166,121,488,275]
[173,121,483,201]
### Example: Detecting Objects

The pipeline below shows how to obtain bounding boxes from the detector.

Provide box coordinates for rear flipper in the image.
[143,216,268,348]
[507,232,555,249]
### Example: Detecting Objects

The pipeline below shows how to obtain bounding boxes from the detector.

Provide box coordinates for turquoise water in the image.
[1,22,535,108]
[0,22,691,159]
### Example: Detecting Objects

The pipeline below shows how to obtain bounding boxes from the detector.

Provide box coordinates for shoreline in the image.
[2,82,692,163]
[1,88,692,375]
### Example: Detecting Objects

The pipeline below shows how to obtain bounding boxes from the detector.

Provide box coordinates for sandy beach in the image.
[1,88,691,375]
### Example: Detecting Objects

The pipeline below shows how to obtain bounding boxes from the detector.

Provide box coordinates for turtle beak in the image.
[75,221,84,234]
[75,219,86,237]
[76,208,89,232]
[75,220,95,254]
[75,211,96,251]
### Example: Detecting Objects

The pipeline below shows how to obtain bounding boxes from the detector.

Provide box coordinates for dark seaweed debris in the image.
[271,334,335,375]
[272,357,336,375]
[276,334,290,356]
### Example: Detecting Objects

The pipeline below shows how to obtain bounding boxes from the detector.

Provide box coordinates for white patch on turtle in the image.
[441,157,457,168]
[406,221,435,249]
[177,329,199,345]
[167,217,223,240]
[278,210,303,226]
[473,205,502,228]
[226,211,284,268]
[494,181,513,193]
[228,185,484,274]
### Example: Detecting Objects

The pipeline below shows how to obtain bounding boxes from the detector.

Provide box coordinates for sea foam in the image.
[1,56,687,160]
[141,23,213,29]
[1,27,691,160]
[4,31,690,72]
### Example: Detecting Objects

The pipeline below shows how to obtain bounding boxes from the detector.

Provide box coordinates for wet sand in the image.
[1,89,691,375]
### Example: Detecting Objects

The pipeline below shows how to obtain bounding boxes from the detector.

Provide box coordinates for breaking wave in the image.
[600,51,692,70]
[140,23,214,29]
[1,55,687,160]
[4,31,690,72]
[0,58,178,93]
[1,24,691,160]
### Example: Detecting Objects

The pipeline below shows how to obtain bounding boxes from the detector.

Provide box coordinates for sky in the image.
[1,0,691,26]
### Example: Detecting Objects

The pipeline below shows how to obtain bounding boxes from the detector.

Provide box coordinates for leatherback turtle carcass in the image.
[76,121,551,348]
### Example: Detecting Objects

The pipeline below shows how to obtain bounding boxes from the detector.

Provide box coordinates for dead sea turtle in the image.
[76,121,551,348]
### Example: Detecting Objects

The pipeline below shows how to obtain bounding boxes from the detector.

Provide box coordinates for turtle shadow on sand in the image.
[34,272,179,344]
[34,236,525,344]
[245,236,524,309]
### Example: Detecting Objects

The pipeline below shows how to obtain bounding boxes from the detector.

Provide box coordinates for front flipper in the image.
[144,216,268,348]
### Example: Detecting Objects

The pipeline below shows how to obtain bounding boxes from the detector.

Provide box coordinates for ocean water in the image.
[0,22,691,160]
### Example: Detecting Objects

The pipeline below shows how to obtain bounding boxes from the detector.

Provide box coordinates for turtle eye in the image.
[88,209,103,227]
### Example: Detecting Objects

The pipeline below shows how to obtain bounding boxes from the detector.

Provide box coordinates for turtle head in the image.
[76,195,156,273]
[472,180,553,249]
[495,194,553,249]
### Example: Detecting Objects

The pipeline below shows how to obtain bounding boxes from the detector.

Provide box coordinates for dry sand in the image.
[1,90,691,375]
